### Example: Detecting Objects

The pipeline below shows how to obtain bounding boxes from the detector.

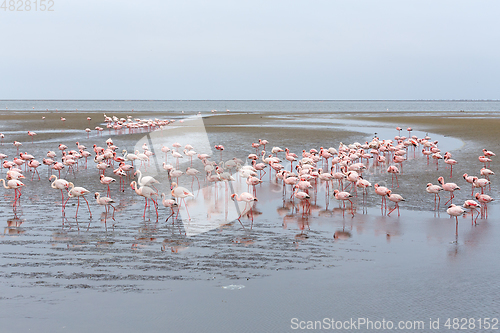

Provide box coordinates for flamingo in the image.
[134,170,159,189]
[386,191,405,216]
[13,141,22,154]
[50,175,69,213]
[437,176,460,206]
[214,145,224,161]
[171,151,183,168]
[293,187,310,215]
[374,183,390,213]
[161,193,178,223]
[333,189,354,217]
[64,182,92,219]
[171,182,194,220]
[444,156,458,178]
[463,173,477,196]
[0,178,25,208]
[246,176,262,195]
[482,149,495,157]
[27,160,41,180]
[473,177,490,194]
[447,204,466,235]
[183,149,197,166]
[479,155,492,168]
[463,200,481,224]
[130,181,158,219]
[480,167,494,182]
[94,192,116,225]
[475,193,494,219]
[100,175,116,196]
[185,167,201,189]
[426,183,443,209]
[231,192,258,223]
[387,165,400,187]
[356,177,372,201]
[122,149,138,167]
[27,131,37,143]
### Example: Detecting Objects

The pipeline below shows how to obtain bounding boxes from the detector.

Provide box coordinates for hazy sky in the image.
[1,0,499,100]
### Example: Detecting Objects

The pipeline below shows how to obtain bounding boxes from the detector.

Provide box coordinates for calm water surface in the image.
[0,100,499,332]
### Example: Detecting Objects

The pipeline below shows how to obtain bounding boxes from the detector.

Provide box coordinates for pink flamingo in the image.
[171,182,194,220]
[185,167,200,189]
[135,170,159,190]
[482,149,495,157]
[475,193,494,219]
[0,178,25,208]
[27,131,37,143]
[463,200,481,224]
[374,183,390,213]
[246,176,262,196]
[480,167,494,180]
[386,190,405,216]
[231,192,258,223]
[285,148,298,172]
[426,183,443,209]
[479,155,492,168]
[438,176,460,206]
[333,189,354,217]
[161,193,179,223]
[64,182,92,219]
[161,146,171,163]
[387,165,400,187]
[27,160,41,180]
[473,178,490,194]
[13,141,22,154]
[462,173,476,196]
[444,156,458,178]
[52,162,64,177]
[50,175,69,213]
[447,204,466,235]
[356,177,372,202]
[100,175,116,196]
[94,192,116,225]
[113,167,127,192]
[130,181,158,219]
[214,145,224,161]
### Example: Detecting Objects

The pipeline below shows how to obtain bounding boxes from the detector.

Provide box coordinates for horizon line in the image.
[1,99,500,102]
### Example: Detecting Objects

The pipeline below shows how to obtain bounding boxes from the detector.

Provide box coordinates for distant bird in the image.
[27,131,37,143]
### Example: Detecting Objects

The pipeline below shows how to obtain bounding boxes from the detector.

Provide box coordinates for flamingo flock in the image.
[0,112,496,240]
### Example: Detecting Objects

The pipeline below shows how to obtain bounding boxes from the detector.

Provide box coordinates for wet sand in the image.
[0,108,499,332]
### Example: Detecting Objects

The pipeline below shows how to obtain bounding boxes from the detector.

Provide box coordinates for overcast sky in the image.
[1,0,499,100]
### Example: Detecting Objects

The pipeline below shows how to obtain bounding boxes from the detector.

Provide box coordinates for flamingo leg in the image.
[82,196,92,218]
[183,198,191,220]
[75,197,80,218]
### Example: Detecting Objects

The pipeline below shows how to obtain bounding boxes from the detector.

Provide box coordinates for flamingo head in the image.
[230,193,237,201]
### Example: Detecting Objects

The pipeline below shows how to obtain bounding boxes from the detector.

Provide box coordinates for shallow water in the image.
[0,101,499,332]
